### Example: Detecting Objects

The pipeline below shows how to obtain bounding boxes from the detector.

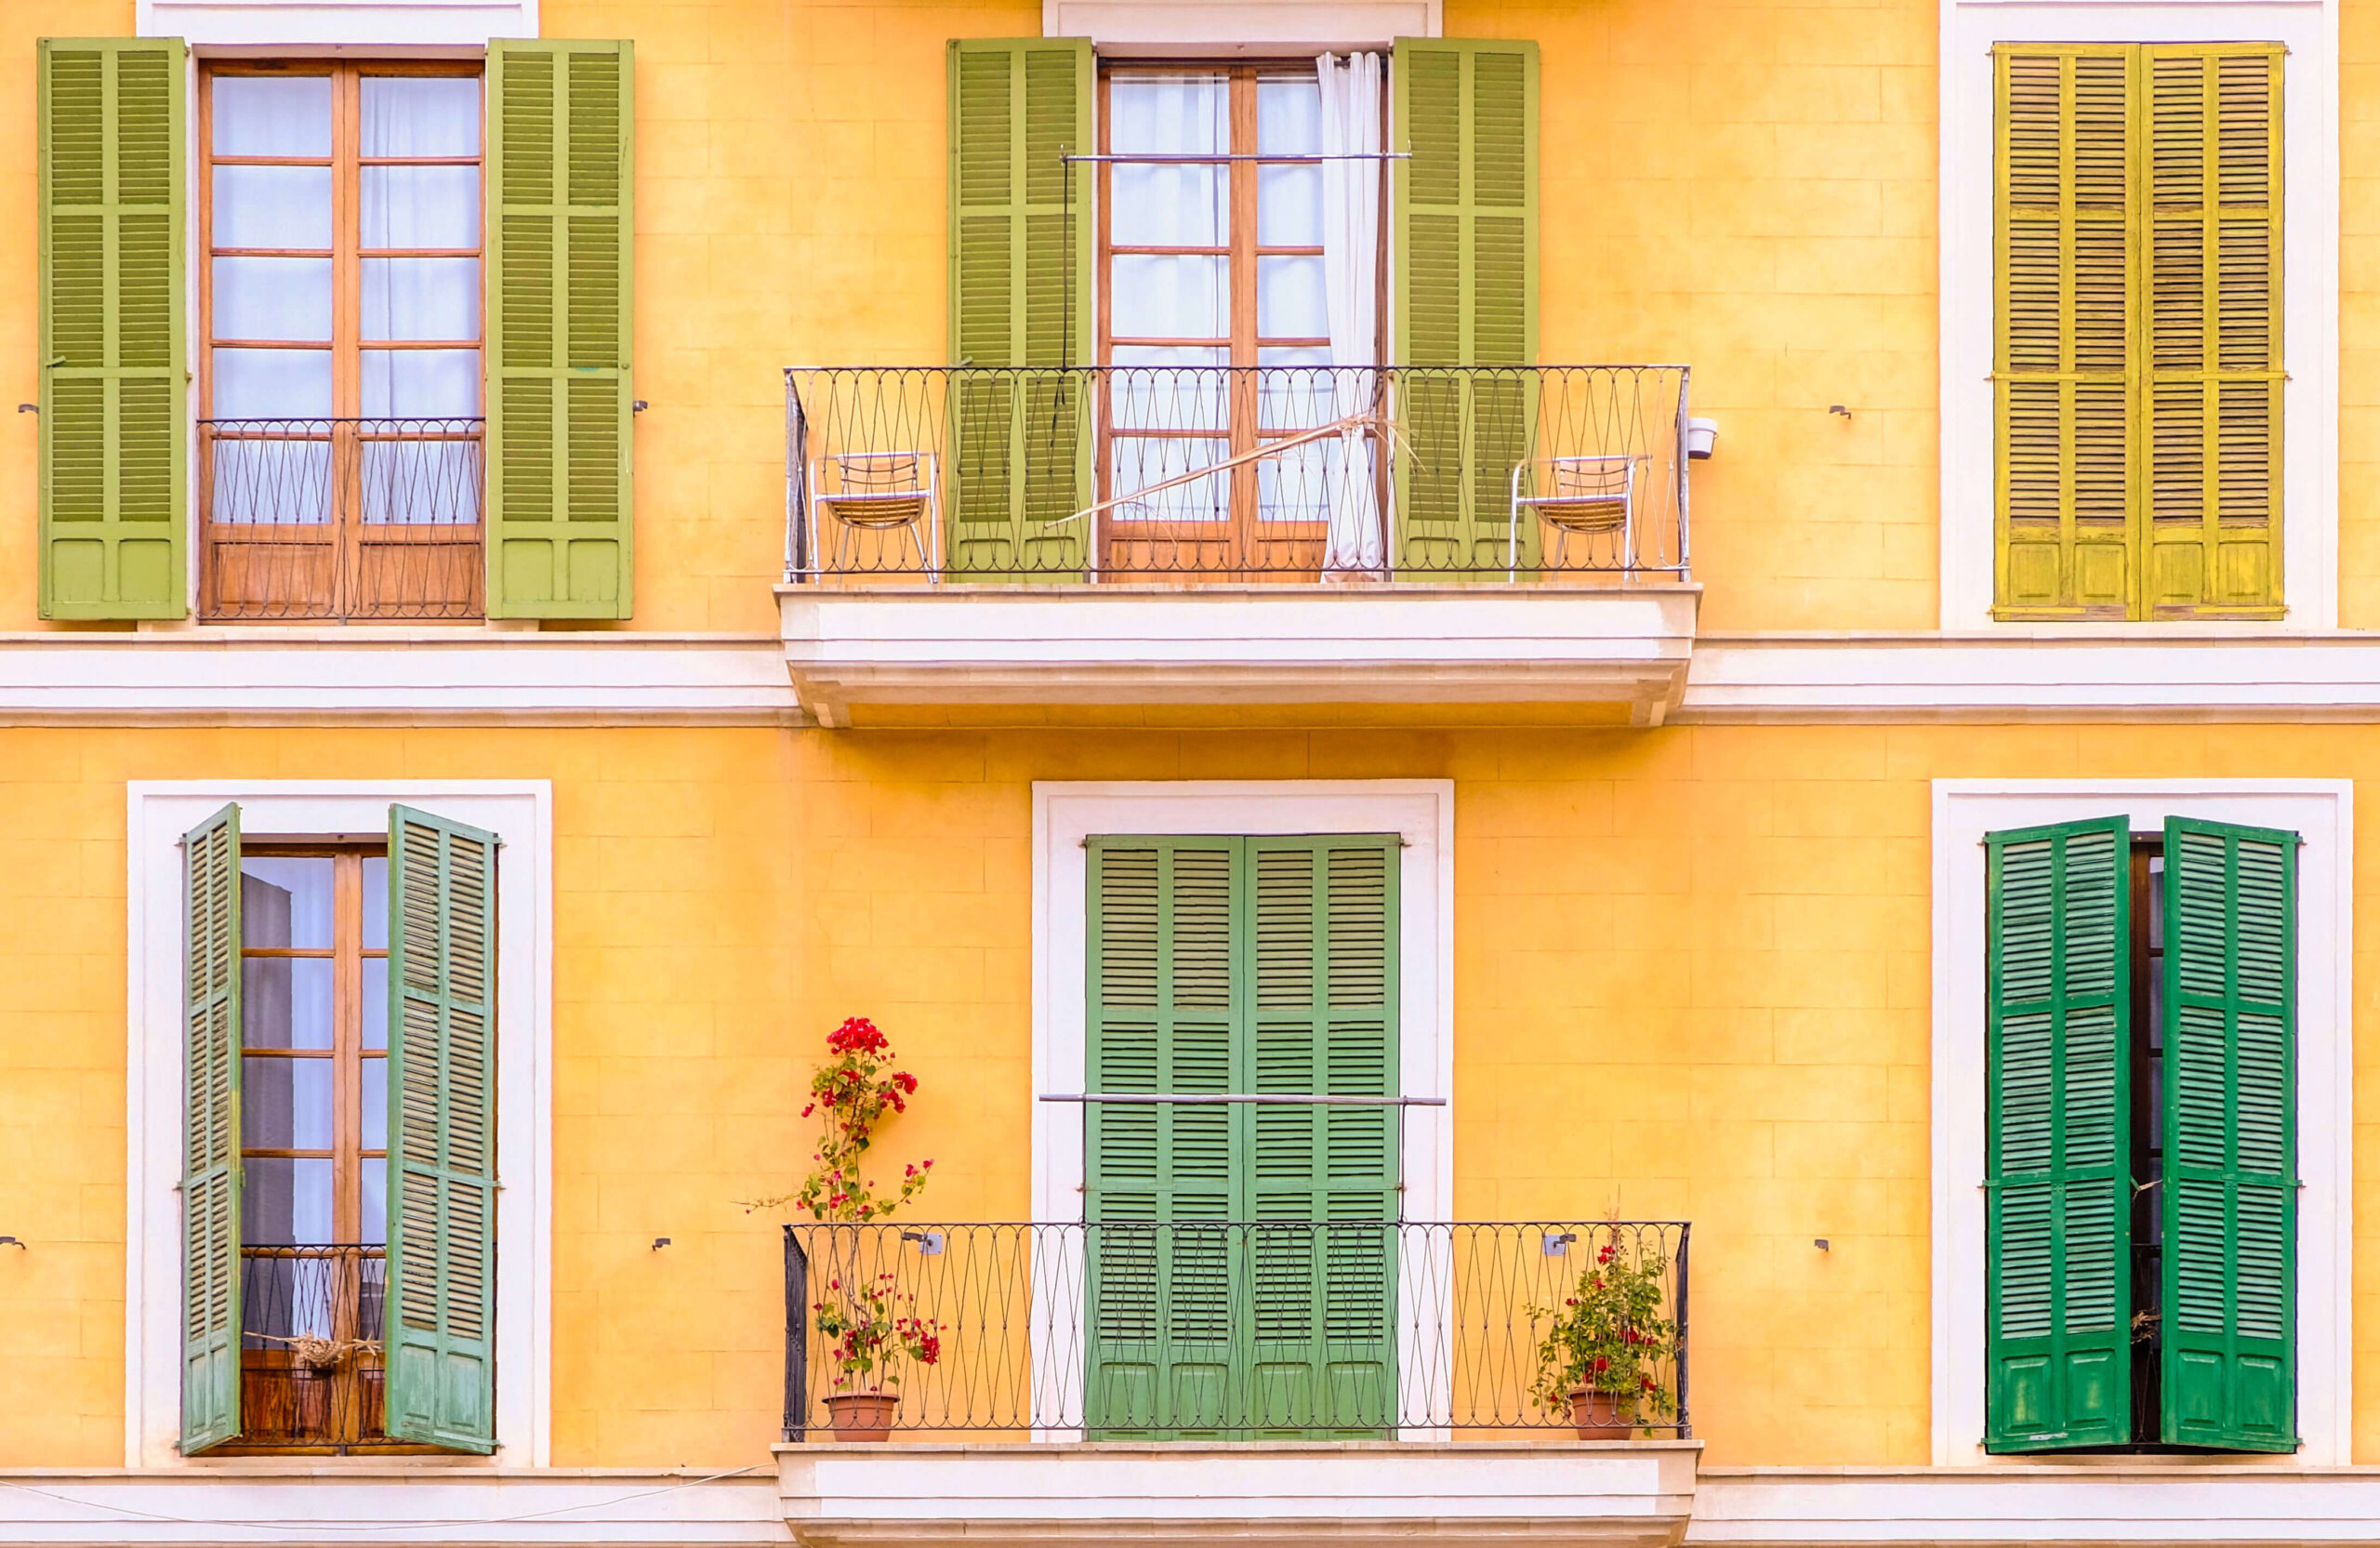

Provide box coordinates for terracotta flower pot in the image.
[825,1390,899,1442]
[1568,1387,1638,1440]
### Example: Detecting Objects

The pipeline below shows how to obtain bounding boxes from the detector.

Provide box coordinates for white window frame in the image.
[125,781,553,1468]
[1031,779,1454,1438]
[1046,0,1437,52]
[1937,0,2339,630]
[1930,778,2352,1465]
[138,0,536,47]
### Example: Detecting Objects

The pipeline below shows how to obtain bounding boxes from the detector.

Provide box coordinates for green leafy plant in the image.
[814,1271,942,1394]
[745,1015,934,1220]
[1527,1237,1679,1422]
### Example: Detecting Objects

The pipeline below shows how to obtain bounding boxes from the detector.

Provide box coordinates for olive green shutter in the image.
[39,37,185,620]
[1994,45,2282,620]
[180,803,243,1452]
[1245,836,1398,1436]
[945,38,1091,578]
[384,806,499,1452]
[1984,817,2132,1451]
[2161,817,2296,1451]
[2142,48,2283,615]
[486,40,634,618]
[1086,838,1240,1435]
[1392,38,1538,576]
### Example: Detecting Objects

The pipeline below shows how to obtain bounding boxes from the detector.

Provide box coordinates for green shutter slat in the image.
[1392,38,1538,577]
[487,40,634,618]
[383,805,499,1453]
[1984,816,2132,1451]
[2161,817,2297,1451]
[179,803,242,1452]
[40,37,186,620]
[945,38,1091,579]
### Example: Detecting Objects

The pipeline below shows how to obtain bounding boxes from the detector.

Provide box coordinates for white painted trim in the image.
[1044,0,1439,51]
[1928,780,2352,1467]
[1937,0,2339,630]
[126,782,554,1468]
[1030,781,1458,1438]
[139,0,536,48]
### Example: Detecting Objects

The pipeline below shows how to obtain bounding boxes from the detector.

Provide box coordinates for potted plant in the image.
[814,1271,942,1439]
[1527,1237,1678,1439]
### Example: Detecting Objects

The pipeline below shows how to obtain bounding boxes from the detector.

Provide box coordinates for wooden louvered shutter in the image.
[2143,48,2283,615]
[945,38,1091,578]
[2160,817,2296,1450]
[39,37,185,620]
[383,806,499,1452]
[1392,38,1539,576]
[486,40,635,618]
[1245,836,1398,1436]
[1994,46,2137,618]
[179,803,243,1452]
[1086,838,1240,1436]
[1983,817,2132,1451]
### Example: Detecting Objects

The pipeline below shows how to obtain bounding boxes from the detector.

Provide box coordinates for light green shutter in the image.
[1245,837,1398,1436]
[383,805,499,1452]
[945,38,1092,579]
[486,40,634,617]
[180,803,243,1452]
[1984,817,2132,1451]
[1086,838,1240,1436]
[39,37,185,620]
[2161,817,2296,1451]
[1392,37,1538,576]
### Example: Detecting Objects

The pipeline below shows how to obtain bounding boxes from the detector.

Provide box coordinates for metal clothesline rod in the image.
[1059,152,1411,163]
[1038,1092,1448,1106]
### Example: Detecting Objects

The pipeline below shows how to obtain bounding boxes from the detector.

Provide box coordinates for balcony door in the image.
[1096,66,1379,579]
[1083,835,1400,1437]
[200,63,485,620]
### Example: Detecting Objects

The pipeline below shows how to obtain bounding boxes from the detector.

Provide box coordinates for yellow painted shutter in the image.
[1994,45,2282,620]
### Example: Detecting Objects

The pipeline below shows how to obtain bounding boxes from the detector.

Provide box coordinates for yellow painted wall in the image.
[6,721,2380,1469]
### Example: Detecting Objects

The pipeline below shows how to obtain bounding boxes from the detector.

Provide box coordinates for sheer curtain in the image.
[1317,51,1384,574]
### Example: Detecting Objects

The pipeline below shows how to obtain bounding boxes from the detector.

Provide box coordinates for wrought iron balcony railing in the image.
[782,1220,1689,1440]
[237,1244,390,1449]
[201,417,485,622]
[784,367,1691,583]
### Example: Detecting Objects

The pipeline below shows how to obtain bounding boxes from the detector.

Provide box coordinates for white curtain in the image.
[1317,51,1384,574]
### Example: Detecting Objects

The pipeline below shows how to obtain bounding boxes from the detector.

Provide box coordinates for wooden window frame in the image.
[197,60,486,622]
[1093,60,1386,576]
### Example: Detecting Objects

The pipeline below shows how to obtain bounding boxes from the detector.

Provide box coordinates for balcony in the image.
[231,1244,395,1452]
[201,417,485,623]
[776,367,1701,724]
[774,1220,1700,1548]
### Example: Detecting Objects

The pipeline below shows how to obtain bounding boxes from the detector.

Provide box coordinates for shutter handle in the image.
[15,404,34,414]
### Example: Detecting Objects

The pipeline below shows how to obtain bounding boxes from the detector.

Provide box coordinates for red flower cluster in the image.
[829,1016,889,1054]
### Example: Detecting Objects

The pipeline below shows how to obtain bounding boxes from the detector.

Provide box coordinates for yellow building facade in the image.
[0,1,2374,1545]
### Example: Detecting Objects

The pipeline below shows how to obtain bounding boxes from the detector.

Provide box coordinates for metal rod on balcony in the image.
[1037,1092,1448,1105]
[1059,152,1411,163]
[782,1224,808,1443]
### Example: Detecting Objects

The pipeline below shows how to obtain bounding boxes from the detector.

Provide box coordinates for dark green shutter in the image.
[1392,37,1538,576]
[1245,837,1398,1436]
[1984,816,2131,1451]
[945,38,1091,578]
[180,803,242,1452]
[2161,817,2297,1450]
[39,37,185,620]
[383,806,499,1452]
[486,40,634,617]
[1086,838,1240,1435]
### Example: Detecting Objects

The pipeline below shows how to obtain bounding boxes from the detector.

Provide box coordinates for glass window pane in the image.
[1257,78,1322,155]
[1111,254,1226,339]
[362,1056,388,1151]
[1257,254,1327,339]
[362,165,482,250]
[1109,75,1226,155]
[243,1158,336,1246]
[1110,436,1229,523]
[1259,439,1337,523]
[208,434,334,525]
[1111,164,1224,246]
[214,257,332,341]
[362,350,483,417]
[212,165,332,250]
[1109,351,1226,431]
[243,956,336,1050]
[362,258,482,342]
[212,349,334,419]
[361,75,483,157]
[362,437,485,525]
[213,75,332,158]
[242,858,336,948]
[1258,165,1322,246]
[242,1054,335,1149]
[363,858,389,949]
[362,958,389,1050]
[362,1161,388,1246]
[1257,364,1334,430]
[240,1251,337,1343]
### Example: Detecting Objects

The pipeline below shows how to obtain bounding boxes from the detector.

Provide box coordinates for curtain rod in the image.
[1038,1092,1447,1106]
[1061,152,1408,164]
